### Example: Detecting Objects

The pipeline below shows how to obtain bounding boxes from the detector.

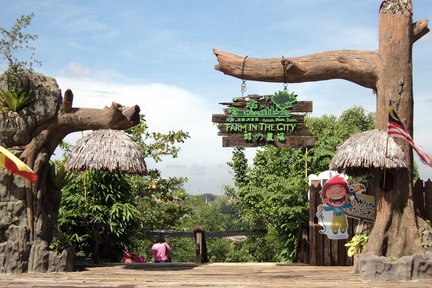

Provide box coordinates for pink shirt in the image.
[151,242,171,262]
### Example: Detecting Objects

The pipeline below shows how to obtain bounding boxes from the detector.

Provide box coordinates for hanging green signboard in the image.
[212,91,315,148]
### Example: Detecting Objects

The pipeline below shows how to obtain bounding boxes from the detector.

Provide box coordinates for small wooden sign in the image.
[345,193,375,222]
[212,92,315,148]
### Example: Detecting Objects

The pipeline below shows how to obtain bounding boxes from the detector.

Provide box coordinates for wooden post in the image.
[194,226,208,264]
[195,231,202,264]
[425,180,432,221]
[330,239,338,265]
[308,181,321,265]
[92,223,100,264]
[102,224,110,260]
[294,224,309,263]
[413,179,425,218]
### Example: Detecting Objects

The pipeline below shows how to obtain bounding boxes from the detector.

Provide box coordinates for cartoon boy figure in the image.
[317,175,357,239]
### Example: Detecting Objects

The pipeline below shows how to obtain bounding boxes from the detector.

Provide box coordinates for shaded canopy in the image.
[329,129,407,175]
[66,129,147,175]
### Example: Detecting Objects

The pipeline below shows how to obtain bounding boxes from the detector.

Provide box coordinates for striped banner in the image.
[388,105,432,168]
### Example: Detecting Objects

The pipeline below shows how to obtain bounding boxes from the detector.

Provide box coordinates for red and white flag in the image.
[388,105,432,168]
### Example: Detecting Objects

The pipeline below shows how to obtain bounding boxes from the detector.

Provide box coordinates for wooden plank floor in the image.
[0,263,431,288]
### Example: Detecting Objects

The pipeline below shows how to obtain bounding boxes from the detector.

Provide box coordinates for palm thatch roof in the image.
[329,129,407,175]
[66,129,147,175]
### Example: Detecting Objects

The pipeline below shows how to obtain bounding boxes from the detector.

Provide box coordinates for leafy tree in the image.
[59,170,138,260]
[226,106,375,262]
[0,13,41,112]
[148,195,232,263]
[0,13,40,71]
[125,115,189,162]
[126,169,192,262]
[226,147,309,261]
[177,196,231,231]
[306,106,375,172]
[131,170,191,230]
[109,169,193,263]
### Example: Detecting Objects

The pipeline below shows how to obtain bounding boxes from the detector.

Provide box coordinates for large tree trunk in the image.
[362,5,422,257]
[0,70,141,273]
[213,0,430,263]
[364,170,421,256]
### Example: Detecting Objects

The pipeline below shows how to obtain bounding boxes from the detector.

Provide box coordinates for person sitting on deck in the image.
[150,234,171,263]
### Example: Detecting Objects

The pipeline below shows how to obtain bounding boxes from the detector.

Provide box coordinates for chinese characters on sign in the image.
[212,91,315,148]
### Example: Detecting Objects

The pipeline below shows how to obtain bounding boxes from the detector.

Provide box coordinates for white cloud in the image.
[63,62,93,78]
[60,62,128,81]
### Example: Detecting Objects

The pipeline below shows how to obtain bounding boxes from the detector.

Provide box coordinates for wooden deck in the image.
[1,263,431,287]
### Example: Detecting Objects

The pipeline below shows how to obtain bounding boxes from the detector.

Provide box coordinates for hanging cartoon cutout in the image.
[316,175,357,240]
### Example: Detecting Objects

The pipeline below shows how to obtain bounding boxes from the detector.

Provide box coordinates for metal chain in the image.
[241,56,248,96]
[241,79,247,96]
[282,56,288,91]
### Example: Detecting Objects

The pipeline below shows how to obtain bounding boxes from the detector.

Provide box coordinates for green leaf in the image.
[0,90,34,112]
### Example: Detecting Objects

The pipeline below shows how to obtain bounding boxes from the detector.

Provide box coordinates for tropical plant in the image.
[420,220,432,248]
[59,170,139,259]
[0,90,34,112]
[345,230,369,257]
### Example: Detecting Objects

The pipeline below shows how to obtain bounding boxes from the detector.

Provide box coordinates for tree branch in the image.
[413,18,429,43]
[60,88,73,113]
[21,90,141,166]
[60,102,141,131]
[213,48,379,89]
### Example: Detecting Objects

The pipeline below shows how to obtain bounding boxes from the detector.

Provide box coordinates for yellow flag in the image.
[0,145,38,184]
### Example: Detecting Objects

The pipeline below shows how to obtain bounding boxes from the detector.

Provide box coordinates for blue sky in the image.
[1,0,431,194]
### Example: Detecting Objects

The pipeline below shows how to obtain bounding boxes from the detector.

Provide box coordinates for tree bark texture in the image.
[0,70,141,273]
[362,8,422,257]
[214,49,379,89]
[213,0,429,258]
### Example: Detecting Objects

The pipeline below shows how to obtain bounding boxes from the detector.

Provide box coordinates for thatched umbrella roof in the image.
[329,129,407,175]
[66,129,147,175]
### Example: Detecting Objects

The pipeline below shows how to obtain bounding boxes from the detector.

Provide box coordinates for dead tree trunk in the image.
[363,6,421,257]
[213,0,429,258]
[0,70,141,273]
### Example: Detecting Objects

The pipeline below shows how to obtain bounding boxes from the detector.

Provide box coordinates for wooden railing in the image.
[413,179,432,221]
[149,228,266,264]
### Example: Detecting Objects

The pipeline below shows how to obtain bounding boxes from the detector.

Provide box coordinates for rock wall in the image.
[0,70,73,273]
[358,250,432,280]
[0,70,61,146]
